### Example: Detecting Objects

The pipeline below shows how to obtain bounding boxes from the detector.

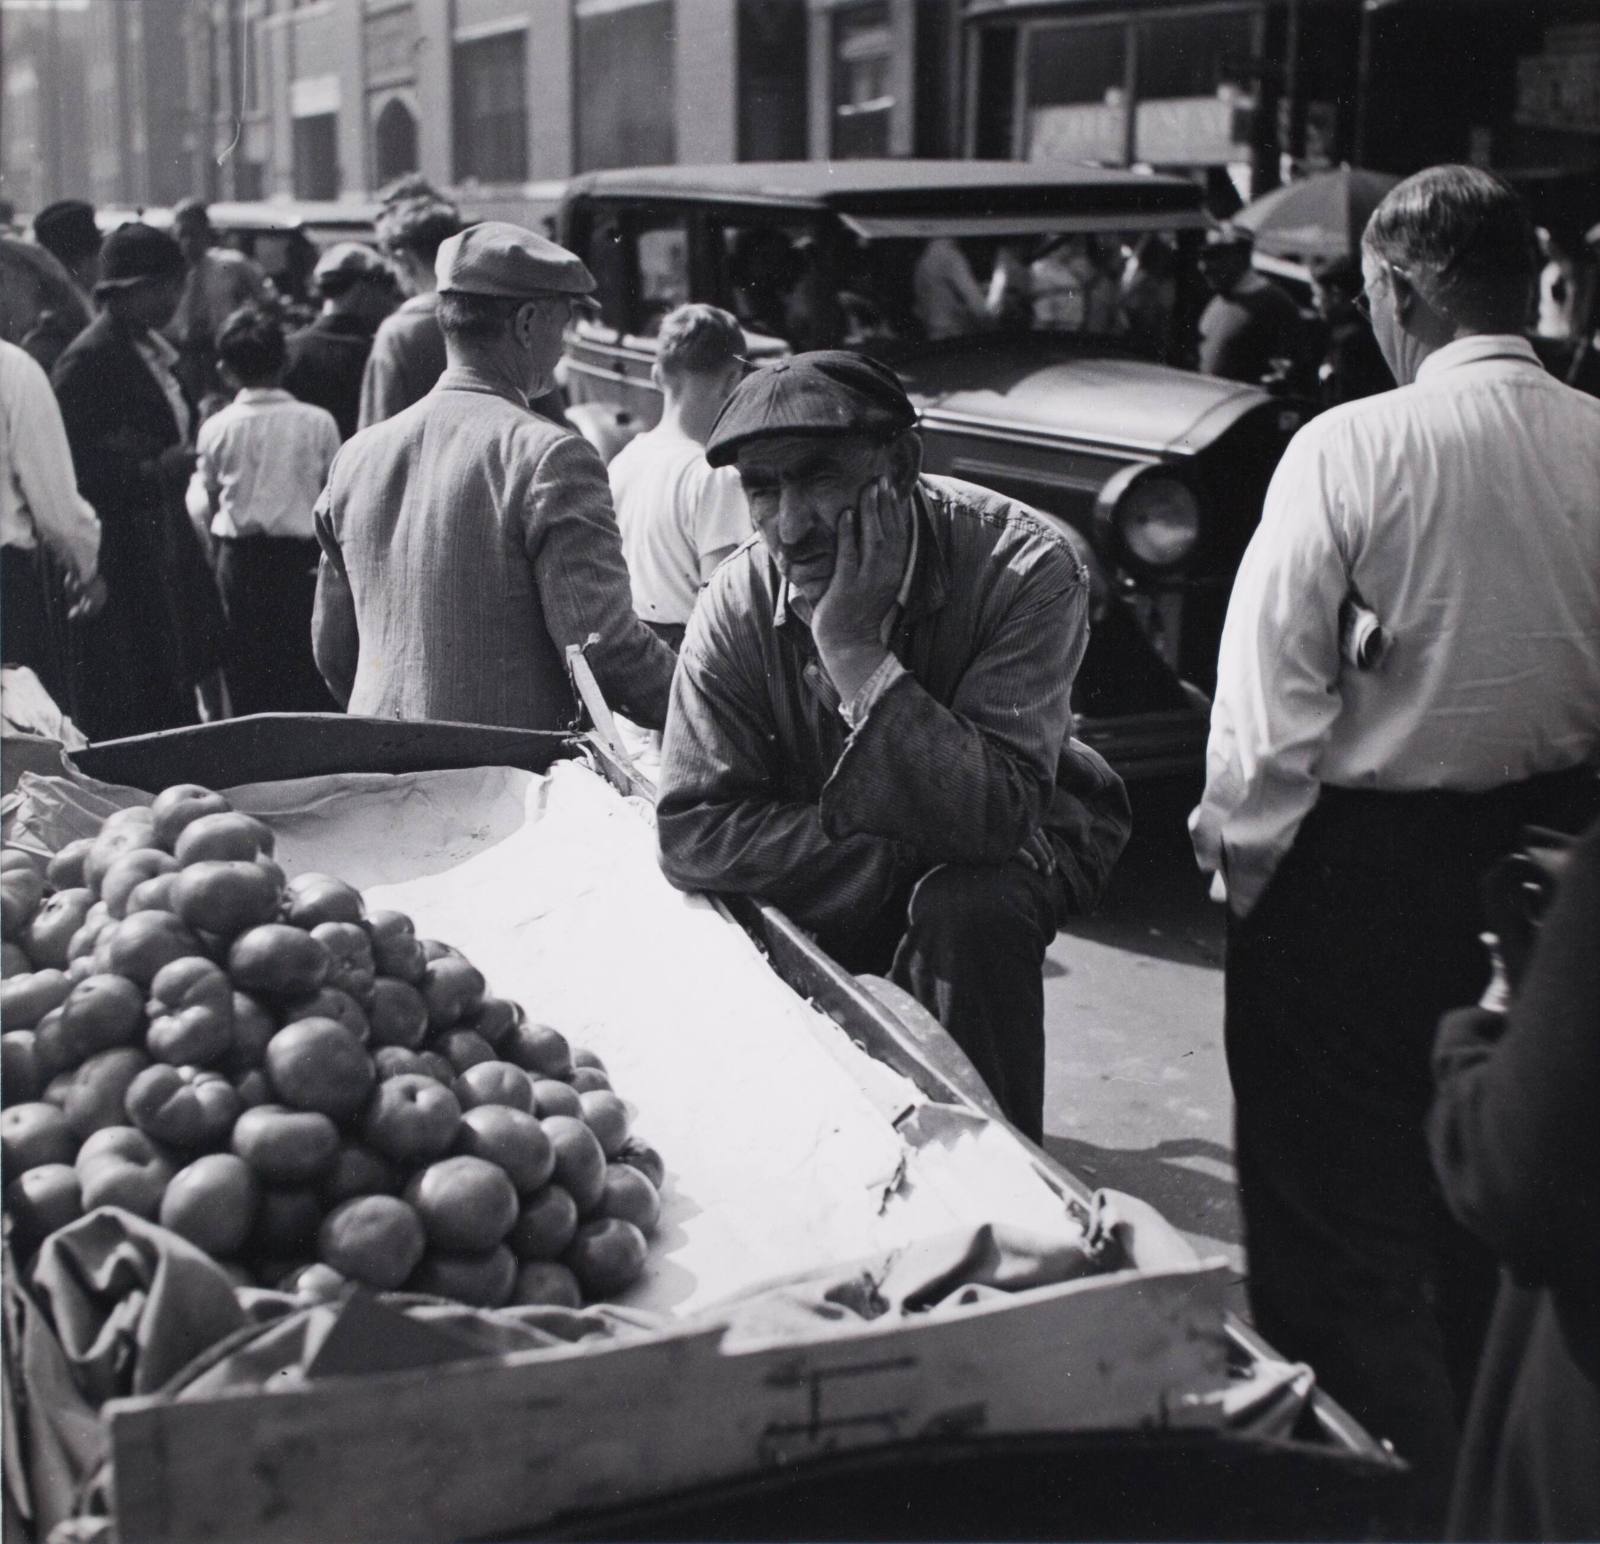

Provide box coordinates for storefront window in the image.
[831,2,894,159]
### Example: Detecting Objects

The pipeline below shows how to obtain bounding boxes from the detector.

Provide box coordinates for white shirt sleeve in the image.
[1190,423,1352,917]
[3,344,101,582]
[693,465,752,584]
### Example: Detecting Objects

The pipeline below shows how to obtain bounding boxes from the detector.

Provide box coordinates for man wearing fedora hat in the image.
[51,222,227,738]
[654,351,1131,1141]
[312,221,675,732]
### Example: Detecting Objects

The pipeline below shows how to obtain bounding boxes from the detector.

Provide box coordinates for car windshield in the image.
[713,220,1197,365]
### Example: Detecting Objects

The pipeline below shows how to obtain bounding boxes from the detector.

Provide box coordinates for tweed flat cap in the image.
[94,223,184,293]
[703,350,918,467]
[435,221,599,304]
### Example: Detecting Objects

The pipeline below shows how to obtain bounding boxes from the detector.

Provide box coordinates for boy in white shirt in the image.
[607,304,750,650]
[191,306,340,713]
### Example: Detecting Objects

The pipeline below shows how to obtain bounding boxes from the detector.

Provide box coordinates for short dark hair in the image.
[437,290,525,340]
[656,303,745,380]
[216,304,285,382]
[377,195,462,263]
[1363,165,1537,332]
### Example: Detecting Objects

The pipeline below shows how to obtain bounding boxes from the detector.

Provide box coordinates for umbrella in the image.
[1234,167,1401,264]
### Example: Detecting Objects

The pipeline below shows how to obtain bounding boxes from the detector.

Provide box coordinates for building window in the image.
[243,16,261,112]
[374,96,419,183]
[453,31,527,183]
[737,0,806,161]
[293,112,339,198]
[1023,21,1127,163]
[831,2,893,158]
[574,0,676,173]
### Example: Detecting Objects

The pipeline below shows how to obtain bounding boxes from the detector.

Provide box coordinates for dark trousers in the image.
[215,535,337,716]
[1,545,49,676]
[822,861,1060,1143]
[1225,771,1598,1536]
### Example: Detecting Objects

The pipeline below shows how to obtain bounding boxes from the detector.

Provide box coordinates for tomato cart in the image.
[2,714,1402,1542]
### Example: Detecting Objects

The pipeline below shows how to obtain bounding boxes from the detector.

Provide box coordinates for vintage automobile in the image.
[556,161,1309,782]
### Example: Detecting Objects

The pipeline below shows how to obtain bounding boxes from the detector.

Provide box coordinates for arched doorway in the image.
[374,98,419,185]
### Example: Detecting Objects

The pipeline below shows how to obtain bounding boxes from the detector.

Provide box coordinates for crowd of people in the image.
[1,163,1597,1541]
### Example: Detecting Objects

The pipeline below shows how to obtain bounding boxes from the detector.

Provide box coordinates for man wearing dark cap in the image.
[24,199,101,373]
[312,222,675,732]
[655,351,1131,1141]
[52,223,227,738]
[283,242,399,440]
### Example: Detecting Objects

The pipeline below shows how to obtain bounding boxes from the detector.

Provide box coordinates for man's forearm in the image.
[657,795,907,934]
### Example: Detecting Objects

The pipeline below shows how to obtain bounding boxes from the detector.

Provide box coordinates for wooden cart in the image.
[3,715,1401,1541]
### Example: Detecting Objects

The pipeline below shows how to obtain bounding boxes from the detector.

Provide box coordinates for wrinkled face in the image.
[736,434,890,606]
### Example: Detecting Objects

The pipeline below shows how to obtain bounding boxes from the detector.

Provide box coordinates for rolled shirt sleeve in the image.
[1190,425,1351,916]
[523,433,677,731]
[3,344,101,583]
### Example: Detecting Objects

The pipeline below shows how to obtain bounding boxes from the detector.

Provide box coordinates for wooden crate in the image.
[105,1264,1232,1544]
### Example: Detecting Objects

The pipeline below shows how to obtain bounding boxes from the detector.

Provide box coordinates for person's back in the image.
[607,304,750,640]
[322,379,579,725]
[1199,270,1301,381]
[358,292,446,429]
[1299,340,1600,786]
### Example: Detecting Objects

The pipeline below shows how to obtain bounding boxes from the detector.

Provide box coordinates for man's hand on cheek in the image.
[811,474,909,705]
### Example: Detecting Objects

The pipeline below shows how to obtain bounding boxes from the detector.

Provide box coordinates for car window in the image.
[711,216,842,352]
[634,219,690,337]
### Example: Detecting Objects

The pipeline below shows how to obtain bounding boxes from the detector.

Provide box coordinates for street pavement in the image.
[1040,779,1246,1306]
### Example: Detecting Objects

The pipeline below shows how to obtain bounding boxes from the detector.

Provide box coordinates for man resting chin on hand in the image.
[654,351,1131,1141]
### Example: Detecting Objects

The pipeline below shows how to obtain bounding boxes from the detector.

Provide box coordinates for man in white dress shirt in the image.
[1192,165,1600,1533]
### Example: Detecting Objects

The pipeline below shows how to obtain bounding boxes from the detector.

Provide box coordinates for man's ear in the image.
[1388,267,1417,322]
[888,431,923,494]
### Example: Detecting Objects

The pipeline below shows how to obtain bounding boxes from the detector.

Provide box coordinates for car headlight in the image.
[1109,474,1202,571]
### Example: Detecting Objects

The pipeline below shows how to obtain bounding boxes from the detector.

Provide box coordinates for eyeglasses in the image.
[1354,290,1374,321]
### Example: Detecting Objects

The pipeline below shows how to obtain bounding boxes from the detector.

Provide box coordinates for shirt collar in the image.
[235,387,294,404]
[434,363,529,408]
[1416,333,1542,382]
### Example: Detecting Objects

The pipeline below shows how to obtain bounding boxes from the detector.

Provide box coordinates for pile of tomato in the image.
[1,785,663,1309]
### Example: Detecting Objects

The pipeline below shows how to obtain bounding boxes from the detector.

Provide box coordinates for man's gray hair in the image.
[1362,165,1537,333]
[437,290,524,341]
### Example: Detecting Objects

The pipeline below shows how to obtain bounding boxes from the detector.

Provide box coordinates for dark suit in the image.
[52,314,226,740]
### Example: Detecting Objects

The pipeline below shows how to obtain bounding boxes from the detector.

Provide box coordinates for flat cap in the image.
[95,222,185,293]
[704,350,917,467]
[435,221,598,304]
[313,240,390,283]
